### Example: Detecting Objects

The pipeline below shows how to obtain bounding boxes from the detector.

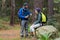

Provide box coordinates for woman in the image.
[30,8,42,36]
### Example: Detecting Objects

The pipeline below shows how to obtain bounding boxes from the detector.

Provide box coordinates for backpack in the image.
[41,12,47,22]
[18,8,24,19]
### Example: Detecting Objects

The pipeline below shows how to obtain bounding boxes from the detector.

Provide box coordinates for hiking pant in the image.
[30,23,42,32]
[20,20,28,36]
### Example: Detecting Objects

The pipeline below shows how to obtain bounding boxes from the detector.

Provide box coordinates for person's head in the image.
[35,8,41,14]
[23,3,29,9]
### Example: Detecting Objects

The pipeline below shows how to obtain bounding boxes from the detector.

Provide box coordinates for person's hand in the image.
[25,15,29,18]
[30,14,32,16]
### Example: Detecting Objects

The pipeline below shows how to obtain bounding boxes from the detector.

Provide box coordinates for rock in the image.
[36,25,58,38]
[54,38,60,40]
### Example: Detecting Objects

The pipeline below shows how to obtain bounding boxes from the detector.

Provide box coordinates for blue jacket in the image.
[18,8,31,20]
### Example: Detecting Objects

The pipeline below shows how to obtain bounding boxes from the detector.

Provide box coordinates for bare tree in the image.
[10,0,15,26]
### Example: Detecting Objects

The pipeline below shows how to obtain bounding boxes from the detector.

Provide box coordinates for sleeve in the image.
[33,14,41,24]
[18,9,25,19]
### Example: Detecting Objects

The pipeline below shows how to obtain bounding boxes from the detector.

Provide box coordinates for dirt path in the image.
[0,30,37,40]
[0,30,19,38]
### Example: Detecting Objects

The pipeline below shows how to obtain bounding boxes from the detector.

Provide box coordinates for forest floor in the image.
[0,18,60,40]
[0,19,37,40]
[0,29,37,40]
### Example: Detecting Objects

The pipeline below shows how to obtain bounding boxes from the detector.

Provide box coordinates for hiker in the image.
[30,8,47,36]
[18,3,32,37]
[30,8,43,36]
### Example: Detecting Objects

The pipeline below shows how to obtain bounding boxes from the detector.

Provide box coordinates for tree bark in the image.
[10,0,15,26]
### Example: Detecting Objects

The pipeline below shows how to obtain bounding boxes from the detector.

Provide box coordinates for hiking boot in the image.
[25,34,28,37]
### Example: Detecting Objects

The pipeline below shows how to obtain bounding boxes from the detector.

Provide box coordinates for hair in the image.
[35,8,41,13]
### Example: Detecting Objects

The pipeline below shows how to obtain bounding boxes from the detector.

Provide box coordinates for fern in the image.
[37,32,52,40]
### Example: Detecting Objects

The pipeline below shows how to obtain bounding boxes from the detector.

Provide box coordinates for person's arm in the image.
[28,10,32,17]
[18,9,25,19]
[30,13,32,16]
[33,14,41,24]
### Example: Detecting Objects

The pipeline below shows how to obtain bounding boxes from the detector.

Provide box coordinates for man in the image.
[18,3,32,37]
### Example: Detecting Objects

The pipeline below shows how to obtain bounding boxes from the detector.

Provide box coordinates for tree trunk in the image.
[10,0,15,26]
[48,0,53,18]
[34,0,44,10]
[1,0,6,17]
[32,0,44,22]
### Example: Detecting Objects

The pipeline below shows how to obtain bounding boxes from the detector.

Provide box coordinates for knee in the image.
[30,26,33,30]
[30,27,34,32]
